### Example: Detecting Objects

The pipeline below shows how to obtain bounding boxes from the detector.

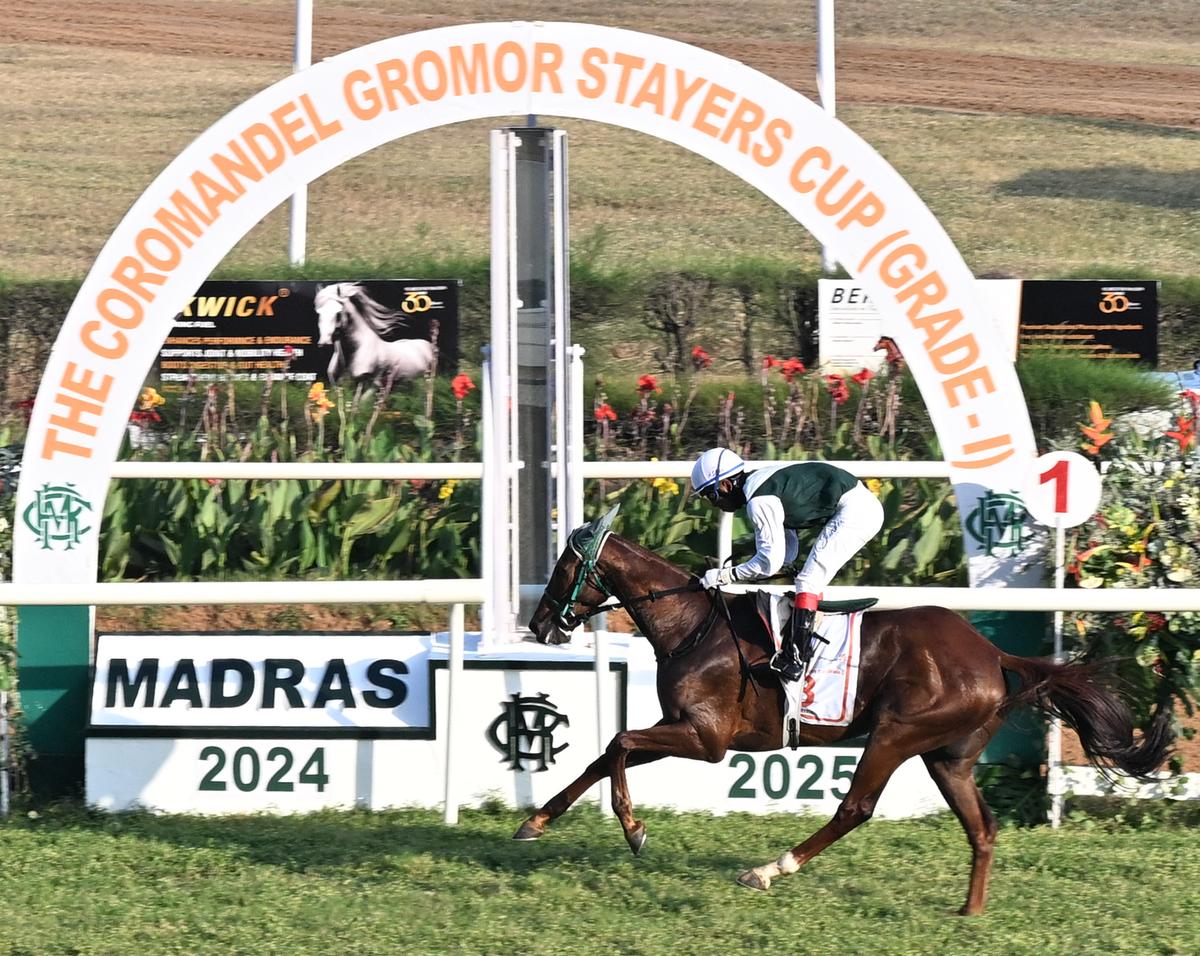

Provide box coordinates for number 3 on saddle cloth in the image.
[753,592,875,747]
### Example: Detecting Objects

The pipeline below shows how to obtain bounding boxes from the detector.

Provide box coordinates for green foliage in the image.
[105,378,482,581]
[1016,352,1176,447]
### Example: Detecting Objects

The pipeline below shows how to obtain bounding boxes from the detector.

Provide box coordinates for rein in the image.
[546,516,748,668]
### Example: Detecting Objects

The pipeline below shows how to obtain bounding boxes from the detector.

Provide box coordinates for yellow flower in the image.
[439,479,458,501]
[139,386,165,410]
[865,478,883,495]
[651,476,680,497]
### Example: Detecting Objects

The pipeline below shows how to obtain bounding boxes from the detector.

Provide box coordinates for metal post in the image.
[1048,516,1066,827]
[1,689,10,819]
[718,511,734,566]
[443,602,466,825]
[489,131,516,644]
[566,345,586,536]
[816,0,838,274]
[592,619,613,815]
[480,352,497,651]
[287,0,313,266]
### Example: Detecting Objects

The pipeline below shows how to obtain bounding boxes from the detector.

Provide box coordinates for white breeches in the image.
[794,482,884,595]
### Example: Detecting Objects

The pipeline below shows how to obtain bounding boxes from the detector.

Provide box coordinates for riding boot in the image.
[771,606,815,683]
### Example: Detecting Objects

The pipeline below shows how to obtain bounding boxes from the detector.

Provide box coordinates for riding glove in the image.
[699,565,737,589]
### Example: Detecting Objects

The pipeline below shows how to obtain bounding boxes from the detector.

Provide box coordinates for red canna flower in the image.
[780,357,806,383]
[852,368,874,386]
[451,373,476,400]
[825,374,850,405]
[762,355,782,370]
[637,374,661,395]
[691,345,713,370]
[1166,414,1196,452]
[594,403,617,422]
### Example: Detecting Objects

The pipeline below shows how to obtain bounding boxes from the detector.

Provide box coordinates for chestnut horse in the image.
[517,516,1173,915]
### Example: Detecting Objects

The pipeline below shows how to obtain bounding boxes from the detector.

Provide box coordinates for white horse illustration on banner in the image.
[314,282,435,386]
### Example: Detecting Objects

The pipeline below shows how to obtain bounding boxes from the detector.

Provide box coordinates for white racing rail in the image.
[9,459,1197,823]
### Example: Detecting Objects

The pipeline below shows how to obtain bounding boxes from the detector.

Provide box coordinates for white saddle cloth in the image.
[763,594,864,739]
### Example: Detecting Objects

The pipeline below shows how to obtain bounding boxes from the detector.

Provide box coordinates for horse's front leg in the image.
[607,720,721,855]
[513,748,665,842]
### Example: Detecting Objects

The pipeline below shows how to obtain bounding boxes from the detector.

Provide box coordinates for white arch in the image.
[14,21,1035,584]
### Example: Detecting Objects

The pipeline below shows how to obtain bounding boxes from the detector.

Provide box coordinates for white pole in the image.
[567,345,586,533]
[816,0,838,274]
[1,690,9,820]
[552,130,572,557]
[288,0,313,266]
[443,602,466,825]
[1048,516,1066,827]
[592,620,613,815]
[489,130,514,646]
[718,511,734,566]
[480,352,496,650]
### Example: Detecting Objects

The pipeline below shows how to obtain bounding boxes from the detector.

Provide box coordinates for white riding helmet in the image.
[690,447,745,496]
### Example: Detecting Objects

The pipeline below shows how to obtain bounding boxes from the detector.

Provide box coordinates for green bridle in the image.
[547,505,619,631]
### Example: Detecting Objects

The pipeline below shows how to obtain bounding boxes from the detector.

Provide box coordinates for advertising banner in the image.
[818,278,1022,371]
[86,633,944,818]
[90,633,433,733]
[157,279,459,386]
[1017,280,1158,364]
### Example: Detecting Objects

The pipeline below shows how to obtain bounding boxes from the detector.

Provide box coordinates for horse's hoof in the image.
[626,821,647,856]
[512,820,544,842]
[737,869,771,891]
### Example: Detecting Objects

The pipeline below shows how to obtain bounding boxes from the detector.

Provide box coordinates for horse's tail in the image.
[999,654,1173,781]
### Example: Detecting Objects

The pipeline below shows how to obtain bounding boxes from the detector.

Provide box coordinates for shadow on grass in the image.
[6,799,763,879]
[997,165,1200,210]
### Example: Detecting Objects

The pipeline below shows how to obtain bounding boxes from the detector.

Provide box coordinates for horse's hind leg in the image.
[921,728,999,915]
[737,724,917,892]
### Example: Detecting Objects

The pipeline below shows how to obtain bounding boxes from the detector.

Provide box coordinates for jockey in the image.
[689,447,884,682]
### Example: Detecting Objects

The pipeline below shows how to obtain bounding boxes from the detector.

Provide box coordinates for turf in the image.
[0,803,1196,955]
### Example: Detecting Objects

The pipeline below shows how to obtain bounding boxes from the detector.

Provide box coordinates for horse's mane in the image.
[316,283,412,340]
[606,532,695,586]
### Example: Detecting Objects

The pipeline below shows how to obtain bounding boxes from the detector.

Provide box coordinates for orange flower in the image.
[1079,400,1114,455]
[691,345,713,370]
[762,355,782,370]
[451,373,476,400]
[594,403,617,422]
[851,368,874,386]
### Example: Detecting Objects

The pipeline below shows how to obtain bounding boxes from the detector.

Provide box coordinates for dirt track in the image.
[8,1,1199,129]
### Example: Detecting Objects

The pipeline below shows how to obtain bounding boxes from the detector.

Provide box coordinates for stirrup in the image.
[769,649,805,682]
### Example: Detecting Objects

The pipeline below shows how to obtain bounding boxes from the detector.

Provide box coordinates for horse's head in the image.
[528,506,620,645]
[314,283,362,346]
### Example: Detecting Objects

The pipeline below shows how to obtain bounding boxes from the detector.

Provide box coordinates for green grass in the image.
[3,2,1200,281]
[0,803,1197,955]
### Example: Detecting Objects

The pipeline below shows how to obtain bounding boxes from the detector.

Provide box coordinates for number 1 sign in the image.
[1021,451,1103,529]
